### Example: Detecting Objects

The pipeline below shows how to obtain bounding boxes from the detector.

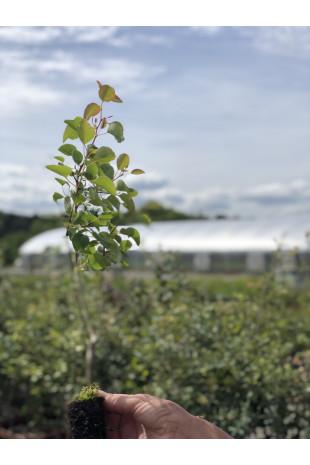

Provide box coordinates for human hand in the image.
[97,391,232,439]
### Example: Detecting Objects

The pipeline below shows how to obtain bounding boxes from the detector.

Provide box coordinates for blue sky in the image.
[1,26,310,218]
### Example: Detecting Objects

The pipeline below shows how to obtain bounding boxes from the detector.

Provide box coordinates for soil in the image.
[67,397,107,439]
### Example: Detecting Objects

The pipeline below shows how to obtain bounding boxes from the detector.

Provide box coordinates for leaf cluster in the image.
[46,82,145,270]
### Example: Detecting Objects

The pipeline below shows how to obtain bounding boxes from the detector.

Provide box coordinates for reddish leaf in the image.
[113,94,123,103]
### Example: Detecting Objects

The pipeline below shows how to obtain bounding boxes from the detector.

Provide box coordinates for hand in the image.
[97,391,232,439]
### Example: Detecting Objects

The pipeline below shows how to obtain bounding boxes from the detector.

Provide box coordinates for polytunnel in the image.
[17,215,310,273]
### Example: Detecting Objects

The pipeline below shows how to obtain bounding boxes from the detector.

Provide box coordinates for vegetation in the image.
[0,211,62,266]
[0,258,309,438]
[75,383,101,402]
[46,82,144,271]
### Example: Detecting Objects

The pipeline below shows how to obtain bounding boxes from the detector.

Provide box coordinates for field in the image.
[0,256,310,438]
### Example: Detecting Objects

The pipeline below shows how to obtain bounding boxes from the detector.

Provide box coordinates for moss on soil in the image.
[67,384,107,439]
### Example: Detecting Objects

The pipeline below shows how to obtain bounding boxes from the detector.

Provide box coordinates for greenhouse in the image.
[17,215,310,274]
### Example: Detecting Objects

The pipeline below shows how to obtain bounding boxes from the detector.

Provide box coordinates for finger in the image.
[99,392,144,415]
[105,412,121,430]
[97,389,110,398]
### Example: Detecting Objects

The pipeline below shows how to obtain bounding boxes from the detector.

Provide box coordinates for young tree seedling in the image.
[46,81,145,271]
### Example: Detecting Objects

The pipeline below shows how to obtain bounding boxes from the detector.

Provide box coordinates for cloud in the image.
[189,26,310,58]
[124,173,168,191]
[0,26,171,48]
[0,163,60,216]
[134,178,310,218]
[238,27,310,57]
[190,26,223,36]
[0,47,165,113]
[239,180,310,206]
[0,27,121,45]
[0,26,63,43]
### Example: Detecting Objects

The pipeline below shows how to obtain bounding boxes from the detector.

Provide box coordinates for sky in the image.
[1,26,310,219]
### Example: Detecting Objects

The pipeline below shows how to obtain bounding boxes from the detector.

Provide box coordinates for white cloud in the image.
[79,58,165,94]
[189,26,310,58]
[0,47,165,112]
[125,173,168,190]
[0,26,171,48]
[0,26,62,43]
[190,26,223,36]
[135,179,310,218]
[237,26,310,57]
[0,163,59,216]
[0,26,121,45]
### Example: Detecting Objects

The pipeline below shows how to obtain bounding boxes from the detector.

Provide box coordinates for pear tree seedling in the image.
[46,81,145,271]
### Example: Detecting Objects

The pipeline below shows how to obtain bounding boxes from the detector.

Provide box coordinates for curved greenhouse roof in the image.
[19,215,310,256]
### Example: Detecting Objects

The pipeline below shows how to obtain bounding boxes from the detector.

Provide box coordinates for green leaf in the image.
[93,175,116,195]
[107,121,125,143]
[72,210,85,225]
[86,144,97,157]
[131,169,145,175]
[117,153,130,170]
[83,103,101,120]
[88,187,102,206]
[88,252,111,270]
[71,232,90,251]
[128,187,138,198]
[65,117,83,130]
[72,149,83,165]
[85,163,98,180]
[55,177,68,186]
[46,165,72,178]
[99,85,115,102]
[121,240,132,252]
[63,125,78,142]
[71,192,86,204]
[64,196,72,216]
[120,193,135,211]
[121,260,129,268]
[54,155,65,163]
[98,212,117,221]
[93,234,121,263]
[63,117,82,142]
[120,227,140,245]
[107,195,120,210]
[101,198,114,210]
[100,164,114,180]
[92,232,121,263]
[58,144,76,156]
[109,246,122,264]
[77,119,95,144]
[116,179,128,192]
[92,231,112,249]
[53,192,63,202]
[95,146,115,163]
[81,213,99,224]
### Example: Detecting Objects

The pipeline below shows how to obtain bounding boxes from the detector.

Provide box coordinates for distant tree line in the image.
[0,212,63,266]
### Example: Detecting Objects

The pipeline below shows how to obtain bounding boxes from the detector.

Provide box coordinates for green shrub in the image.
[0,267,309,438]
